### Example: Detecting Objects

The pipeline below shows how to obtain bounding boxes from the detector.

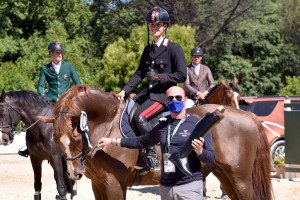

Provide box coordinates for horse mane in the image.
[204,83,221,99]
[6,90,52,108]
[53,85,117,116]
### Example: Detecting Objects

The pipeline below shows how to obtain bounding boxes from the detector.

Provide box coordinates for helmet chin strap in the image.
[147,24,150,46]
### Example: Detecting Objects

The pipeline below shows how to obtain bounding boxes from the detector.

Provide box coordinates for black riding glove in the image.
[147,68,160,82]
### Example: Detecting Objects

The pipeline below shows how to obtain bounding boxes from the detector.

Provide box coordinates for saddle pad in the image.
[120,100,136,138]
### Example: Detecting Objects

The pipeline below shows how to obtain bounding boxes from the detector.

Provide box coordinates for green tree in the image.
[280,0,300,48]
[99,24,195,92]
[282,76,300,96]
[205,0,300,96]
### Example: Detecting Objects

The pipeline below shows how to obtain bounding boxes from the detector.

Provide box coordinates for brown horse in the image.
[201,77,240,109]
[39,85,272,200]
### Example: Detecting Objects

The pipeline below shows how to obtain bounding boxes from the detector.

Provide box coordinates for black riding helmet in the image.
[146,7,169,23]
[48,41,64,55]
[191,47,203,56]
[145,7,169,45]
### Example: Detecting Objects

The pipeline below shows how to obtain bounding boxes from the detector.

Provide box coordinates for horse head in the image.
[0,90,22,145]
[39,85,117,181]
[204,77,240,109]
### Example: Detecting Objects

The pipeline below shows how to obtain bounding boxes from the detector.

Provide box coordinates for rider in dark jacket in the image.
[116,7,187,170]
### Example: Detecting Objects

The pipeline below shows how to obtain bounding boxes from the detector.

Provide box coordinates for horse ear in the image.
[0,89,6,102]
[234,76,238,85]
[221,80,228,87]
[38,115,55,123]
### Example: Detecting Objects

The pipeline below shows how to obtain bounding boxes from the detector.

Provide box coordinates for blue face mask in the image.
[167,100,184,114]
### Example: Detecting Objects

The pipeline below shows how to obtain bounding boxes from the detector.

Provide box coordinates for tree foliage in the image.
[282,76,300,96]
[280,0,300,49]
[204,0,300,96]
[0,0,299,97]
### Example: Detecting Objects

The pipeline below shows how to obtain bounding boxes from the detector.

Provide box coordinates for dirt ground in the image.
[0,154,300,200]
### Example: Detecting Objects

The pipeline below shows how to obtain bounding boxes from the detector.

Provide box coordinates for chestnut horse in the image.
[0,90,77,200]
[202,78,240,109]
[40,85,272,200]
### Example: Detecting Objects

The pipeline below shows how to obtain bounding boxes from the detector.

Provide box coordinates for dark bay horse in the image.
[39,85,272,200]
[0,90,77,200]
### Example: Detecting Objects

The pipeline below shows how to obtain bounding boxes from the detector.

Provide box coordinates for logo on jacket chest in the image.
[63,74,68,79]
[179,129,190,137]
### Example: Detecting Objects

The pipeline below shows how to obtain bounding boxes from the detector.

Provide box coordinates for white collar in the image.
[51,61,62,67]
[153,36,165,47]
[192,63,200,68]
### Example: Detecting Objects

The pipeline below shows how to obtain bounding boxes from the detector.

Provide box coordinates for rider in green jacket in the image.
[37,41,81,102]
[18,41,81,157]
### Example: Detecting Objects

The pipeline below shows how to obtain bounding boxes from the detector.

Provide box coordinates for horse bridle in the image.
[0,101,21,138]
[0,100,44,140]
[56,110,102,164]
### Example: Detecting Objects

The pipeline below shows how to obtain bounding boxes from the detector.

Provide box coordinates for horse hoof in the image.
[34,194,41,200]
[55,195,67,200]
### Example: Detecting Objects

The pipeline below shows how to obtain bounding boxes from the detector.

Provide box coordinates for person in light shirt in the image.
[184,47,215,107]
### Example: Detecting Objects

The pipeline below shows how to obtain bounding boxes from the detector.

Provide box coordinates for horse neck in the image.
[205,86,224,105]
[80,93,124,143]
[9,98,51,126]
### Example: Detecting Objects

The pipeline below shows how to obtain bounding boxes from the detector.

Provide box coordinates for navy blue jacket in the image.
[121,115,215,186]
[122,38,187,104]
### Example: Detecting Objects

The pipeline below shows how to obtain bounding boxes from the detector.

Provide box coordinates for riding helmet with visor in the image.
[48,41,64,55]
[191,47,203,56]
[145,7,169,45]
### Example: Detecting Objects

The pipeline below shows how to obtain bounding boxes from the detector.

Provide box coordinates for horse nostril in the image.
[3,139,8,145]
[76,173,83,180]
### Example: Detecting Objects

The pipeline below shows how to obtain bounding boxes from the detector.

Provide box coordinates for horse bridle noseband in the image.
[0,101,21,138]
[0,100,43,139]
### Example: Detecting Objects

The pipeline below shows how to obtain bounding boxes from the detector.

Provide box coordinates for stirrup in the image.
[18,148,29,158]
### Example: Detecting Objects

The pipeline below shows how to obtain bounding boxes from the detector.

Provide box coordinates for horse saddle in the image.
[119,99,170,138]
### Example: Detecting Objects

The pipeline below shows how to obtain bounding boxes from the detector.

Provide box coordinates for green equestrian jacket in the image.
[37,61,81,100]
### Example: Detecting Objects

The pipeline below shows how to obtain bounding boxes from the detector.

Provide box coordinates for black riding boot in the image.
[169,107,225,177]
[134,116,160,171]
[18,148,29,157]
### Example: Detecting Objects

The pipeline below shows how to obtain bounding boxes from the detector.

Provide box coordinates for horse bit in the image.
[0,100,41,139]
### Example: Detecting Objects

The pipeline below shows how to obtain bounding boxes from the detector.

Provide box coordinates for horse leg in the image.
[91,181,108,200]
[201,162,213,197]
[212,167,238,200]
[216,163,254,200]
[61,156,77,200]
[29,155,43,200]
[49,156,68,200]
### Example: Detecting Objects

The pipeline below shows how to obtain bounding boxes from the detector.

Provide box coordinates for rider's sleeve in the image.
[70,64,81,85]
[120,124,161,149]
[37,67,46,95]
[206,67,215,90]
[122,49,148,96]
[197,131,215,165]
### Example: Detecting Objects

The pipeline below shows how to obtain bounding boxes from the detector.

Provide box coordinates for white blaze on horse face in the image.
[60,134,76,176]
[233,92,240,109]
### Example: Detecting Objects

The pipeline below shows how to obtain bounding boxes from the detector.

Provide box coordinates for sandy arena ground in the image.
[0,154,300,200]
